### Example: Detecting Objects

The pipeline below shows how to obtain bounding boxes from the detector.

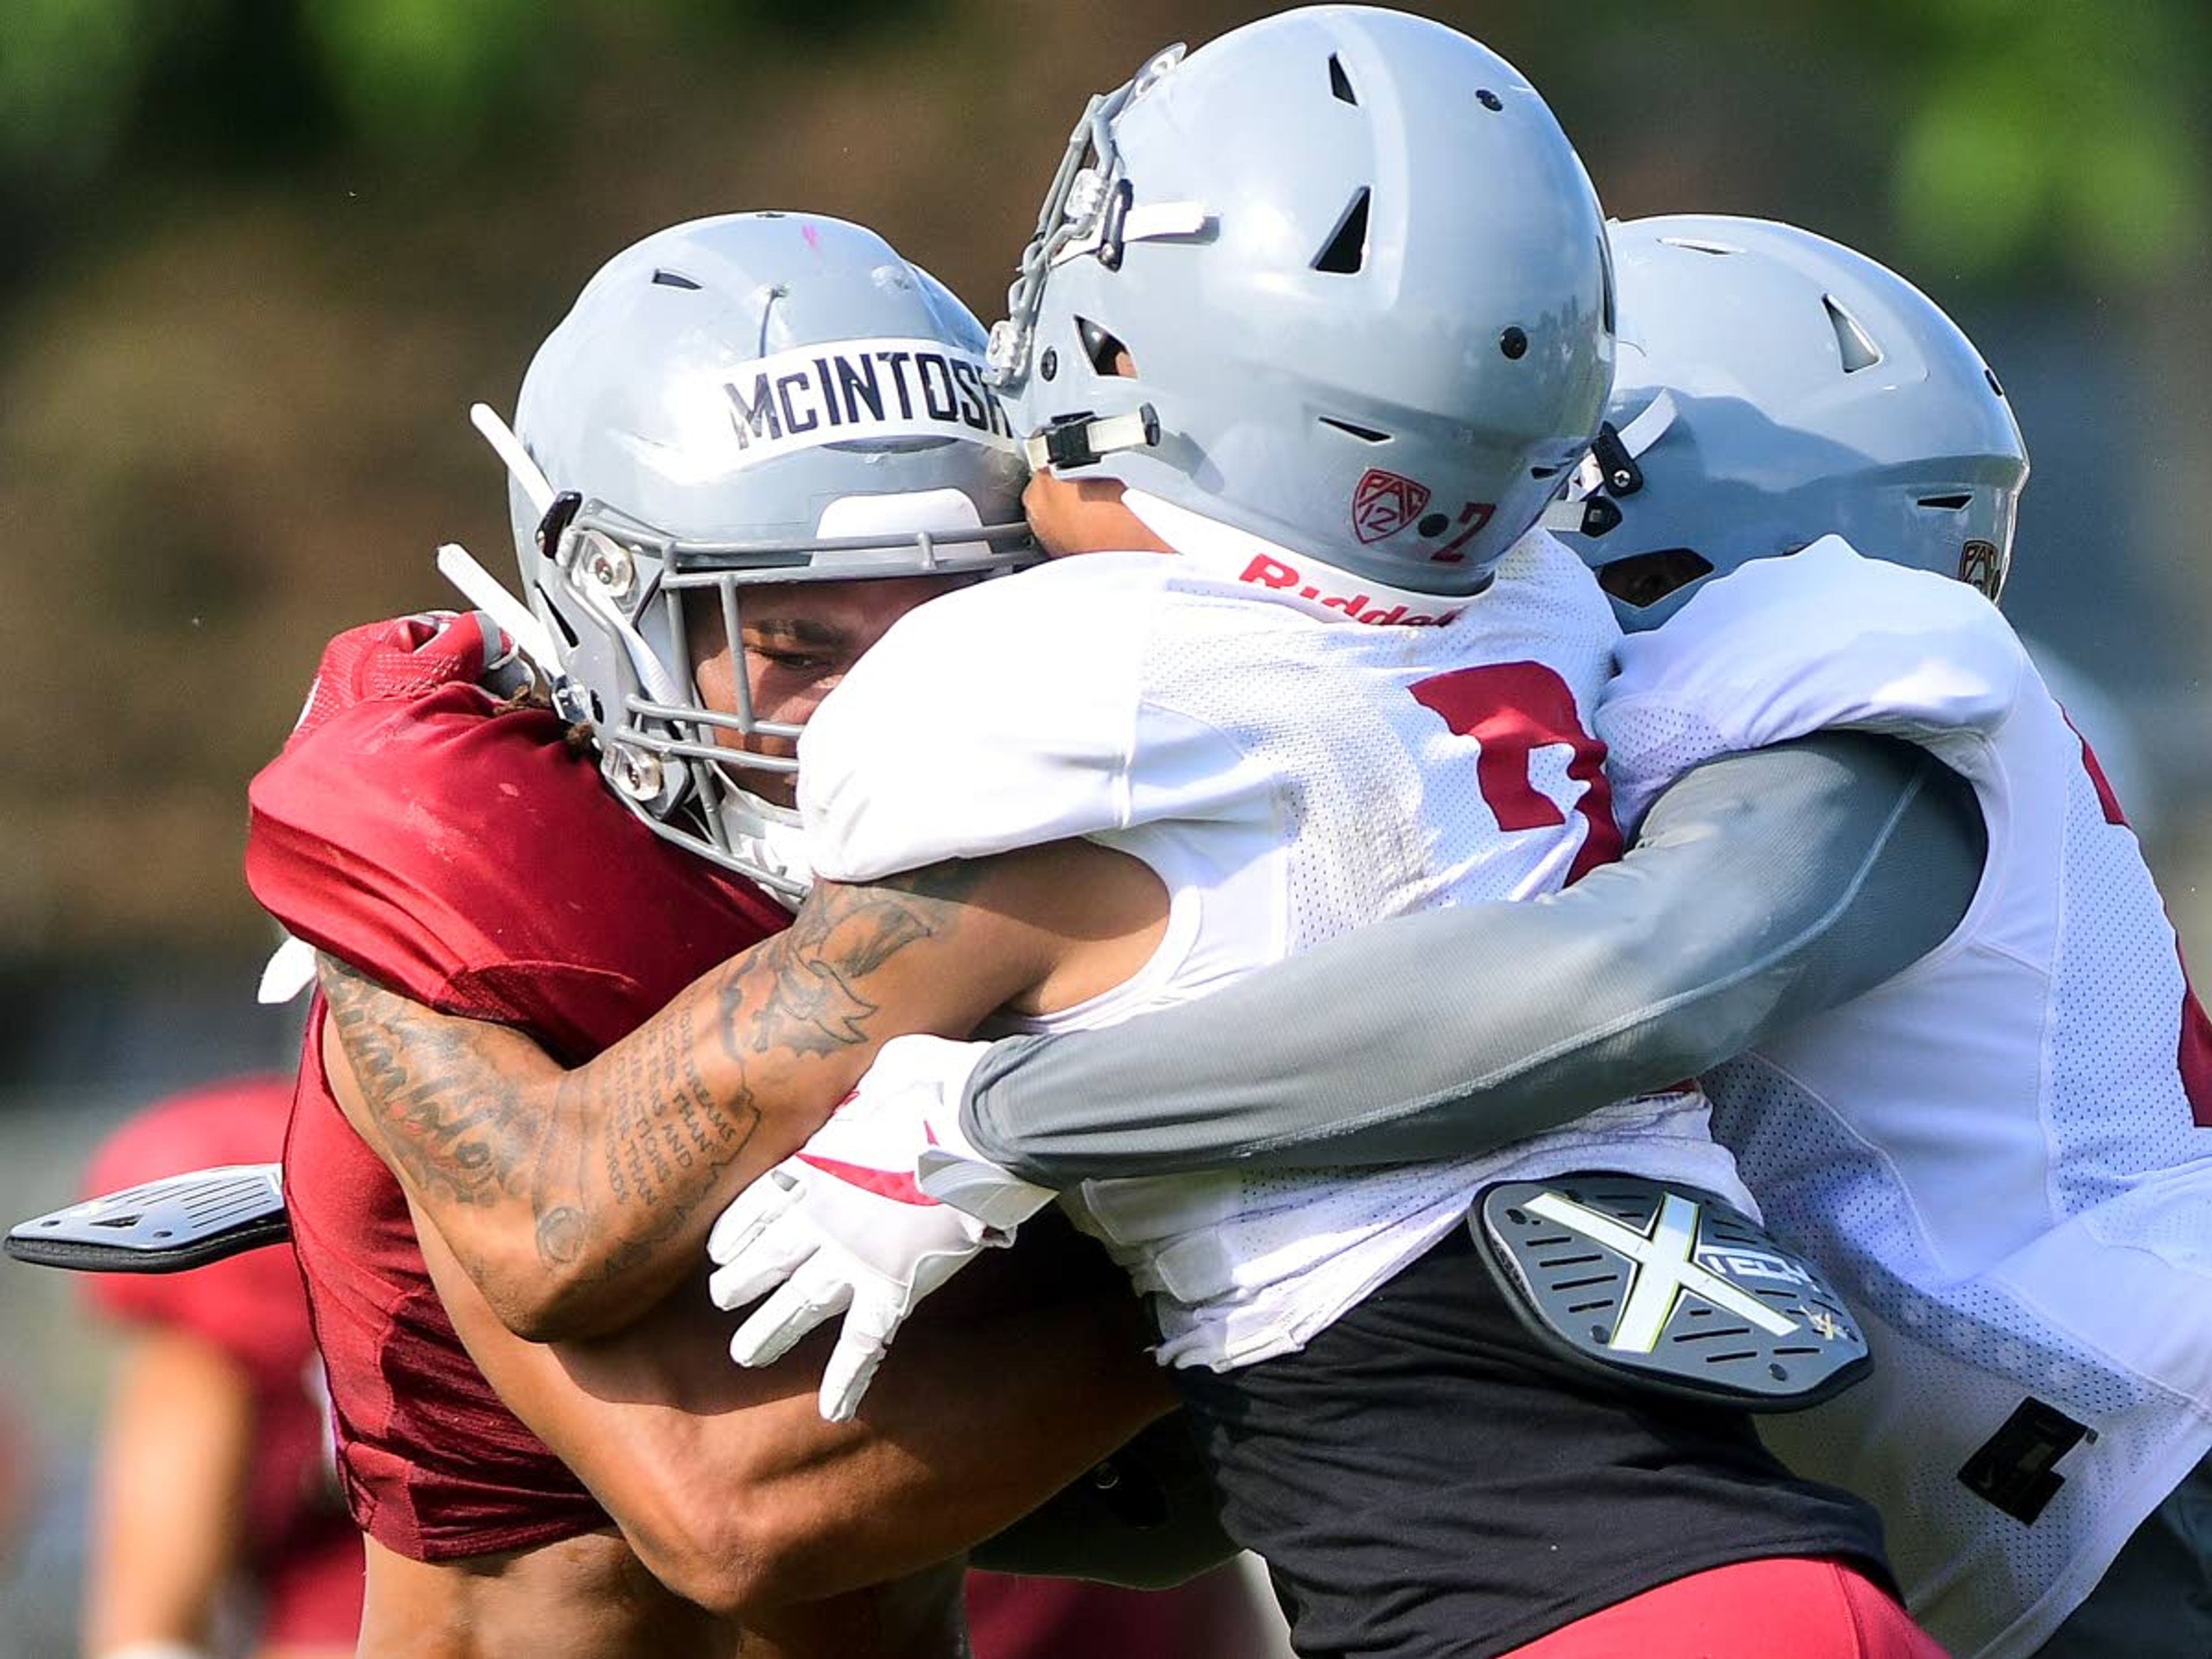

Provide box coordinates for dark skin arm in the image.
[321,839,1165,1342]
[399,1191,1172,1615]
[316,832,1181,1616]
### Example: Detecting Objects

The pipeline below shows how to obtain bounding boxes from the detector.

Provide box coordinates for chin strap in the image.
[1022,404,1162,473]
[471,400,555,514]
[1539,493,1625,537]
[446,402,567,683]
[434,541,560,672]
[1539,390,1679,536]
[257,933,319,1005]
[1051,185,1213,273]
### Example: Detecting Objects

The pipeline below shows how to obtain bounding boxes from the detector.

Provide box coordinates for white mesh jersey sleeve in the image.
[991,531,1748,1372]
[812,526,1751,1376]
[799,554,1269,881]
[1598,536,2029,831]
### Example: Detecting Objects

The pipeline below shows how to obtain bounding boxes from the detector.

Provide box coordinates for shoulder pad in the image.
[1601,539,2028,827]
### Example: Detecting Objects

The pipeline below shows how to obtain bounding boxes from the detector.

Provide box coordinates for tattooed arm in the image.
[321,839,1164,1342]
[403,1195,1182,1612]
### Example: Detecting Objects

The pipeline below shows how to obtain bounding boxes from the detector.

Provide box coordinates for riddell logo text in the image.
[1238,556,1463,627]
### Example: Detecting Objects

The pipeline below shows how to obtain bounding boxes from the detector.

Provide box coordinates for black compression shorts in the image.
[1169,1224,1892,1659]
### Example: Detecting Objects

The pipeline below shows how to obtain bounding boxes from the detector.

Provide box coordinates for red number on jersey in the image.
[1408,662,1623,885]
[2071,725,2212,1129]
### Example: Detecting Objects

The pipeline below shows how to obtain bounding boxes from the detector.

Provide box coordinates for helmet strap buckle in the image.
[1023,404,1162,472]
[1096,179,1137,271]
[536,491,584,559]
[1590,421,1645,497]
[1539,493,1624,538]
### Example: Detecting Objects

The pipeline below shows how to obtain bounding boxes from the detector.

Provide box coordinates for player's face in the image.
[685,574,964,806]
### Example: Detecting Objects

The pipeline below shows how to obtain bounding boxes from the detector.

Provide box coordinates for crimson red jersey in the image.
[82,1077,365,1646]
[246,682,788,1562]
[966,1569,1270,1659]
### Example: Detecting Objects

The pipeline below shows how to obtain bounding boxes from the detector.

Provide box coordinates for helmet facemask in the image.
[483,211,1039,903]
[988,44,1190,403]
[535,488,1030,902]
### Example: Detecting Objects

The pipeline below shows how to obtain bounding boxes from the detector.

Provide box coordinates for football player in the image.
[311,16,1938,1658]
[78,1077,362,1659]
[241,211,1210,1659]
[778,217,2212,1659]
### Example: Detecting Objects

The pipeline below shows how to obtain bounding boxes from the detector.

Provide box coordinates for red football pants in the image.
[1502,1557,1949,1658]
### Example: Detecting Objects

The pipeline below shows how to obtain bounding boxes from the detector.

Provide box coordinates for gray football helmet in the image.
[988,5,1614,594]
[493,212,1032,897]
[1566,214,2029,631]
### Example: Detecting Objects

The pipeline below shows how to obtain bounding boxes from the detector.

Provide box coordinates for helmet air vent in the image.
[1320,416,1390,443]
[650,268,703,290]
[1328,54,1358,104]
[1075,316,1131,377]
[1916,494,1972,510]
[1823,294,1884,373]
[1313,187,1372,275]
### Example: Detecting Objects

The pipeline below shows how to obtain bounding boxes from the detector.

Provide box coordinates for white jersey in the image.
[1599,537,2212,1659]
[804,521,1748,1372]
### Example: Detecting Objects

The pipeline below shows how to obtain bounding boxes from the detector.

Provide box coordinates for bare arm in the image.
[320,840,1155,1341]
[404,1190,1175,1614]
[84,1328,255,1656]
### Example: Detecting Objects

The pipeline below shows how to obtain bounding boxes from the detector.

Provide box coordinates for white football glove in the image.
[705,1034,1055,1422]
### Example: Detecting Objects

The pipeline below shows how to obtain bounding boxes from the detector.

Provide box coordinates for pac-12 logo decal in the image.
[1353,468,1431,544]
[1959,538,2005,599]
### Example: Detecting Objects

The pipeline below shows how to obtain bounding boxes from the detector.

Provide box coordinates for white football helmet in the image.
[1565,214,2029,631]
[490,213,1032,898]
[989,5,1615,593]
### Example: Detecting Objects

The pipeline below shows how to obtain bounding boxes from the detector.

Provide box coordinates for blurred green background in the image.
[0,0,2206,1647]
